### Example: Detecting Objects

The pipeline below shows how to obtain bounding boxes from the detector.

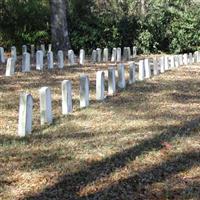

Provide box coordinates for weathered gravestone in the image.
[68,50,75,65]
[18,93,33,137]
[111,48,117,62]
[164,56,169,71]
[160,56,165,73]
[36,50,44,70]
[129,62,136,84]
[174,55,179,68]
[103,48,109,62]
[178,54,183,66]
[108,67,116,95]
[144,58,151,78]
[47,51,53,69]
[62,80,73,115]
[117,48,121,62]
[79,49,85,65]
[80,75,89,108]
[117,64,126,89]
[31,45,35,58]
[22,52,31,72]
[11,46,17,61]
[138,60,145,81]
[133,46,137,58]
[96,71,105,100]
[22,45,27,54]
[96,48,102,63]
[170,55,175,69]
[189,53,193,65]
[48,44,52,52]
[92,50,97,63]
[58,50,64,69]
[5,58,15,76]
[0,47,5,63]
[41,44,46,55]
[153,58,159,75]
[123,47,128,61]
[183,53,188,65]
[39,87,53,125]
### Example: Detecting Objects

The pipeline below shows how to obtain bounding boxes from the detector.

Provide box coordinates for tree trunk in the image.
[50,0,71,53]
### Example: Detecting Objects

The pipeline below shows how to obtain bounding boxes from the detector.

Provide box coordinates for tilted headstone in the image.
[79,49,85,65]
[92,50,97,63]
[58,50,64,69]
[39,87,53,125]
[96,71,105,100]
[22,52,31,72]
[116,48,121,62]
[133,46,137,58]
[0,47,5,63]
[31,45,35,58]
[103,48,109,62]
[144,58,151,78]
[153,58,159,75]
[138,60,145,81]
[5,58,15,76]
[108,67,116,95]
[22,45,27,54]
[62,80,73,115]
[129,62,136,84]
[117,64,126,89]
[80,75,89,108]
[160,56,165,73]
[111,48,117,62]
[68,50,75,65]
[96,48,102,63]
[36,50,44,70]
[18,93,33,137]
[11,46,17,61]
[47,51,53,69]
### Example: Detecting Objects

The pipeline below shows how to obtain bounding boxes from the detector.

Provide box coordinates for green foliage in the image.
[1,0,200,53]
[0,0,50,50]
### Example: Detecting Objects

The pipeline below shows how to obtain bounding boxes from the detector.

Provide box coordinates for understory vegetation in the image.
[1,0,200,54]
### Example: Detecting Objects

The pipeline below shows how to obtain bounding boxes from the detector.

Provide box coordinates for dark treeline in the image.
[1,0,200,54]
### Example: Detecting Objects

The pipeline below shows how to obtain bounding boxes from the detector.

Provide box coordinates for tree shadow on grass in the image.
[23,116,200,200]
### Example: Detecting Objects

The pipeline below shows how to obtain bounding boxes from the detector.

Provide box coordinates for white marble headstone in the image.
[5,57,15,76]
[39,87,53,125]
[96,71,105,100]
[18,93,33,137]
[117,64,126,89]
[80,75,89,108]
[62,80,73,115]
[108,67,116,95]
[58,50,64,69]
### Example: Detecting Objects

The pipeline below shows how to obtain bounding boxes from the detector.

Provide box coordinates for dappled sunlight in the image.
[0,61,200,199]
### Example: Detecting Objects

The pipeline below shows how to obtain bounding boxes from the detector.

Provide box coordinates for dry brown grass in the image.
[0,57,199,200]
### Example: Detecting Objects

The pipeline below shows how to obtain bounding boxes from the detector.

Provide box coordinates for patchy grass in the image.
[0,57,199,199]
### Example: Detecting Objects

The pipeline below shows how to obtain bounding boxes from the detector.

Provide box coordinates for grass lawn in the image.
[0,57,199,199]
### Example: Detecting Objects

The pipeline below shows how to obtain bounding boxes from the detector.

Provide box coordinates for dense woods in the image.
[1,0,200,54]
